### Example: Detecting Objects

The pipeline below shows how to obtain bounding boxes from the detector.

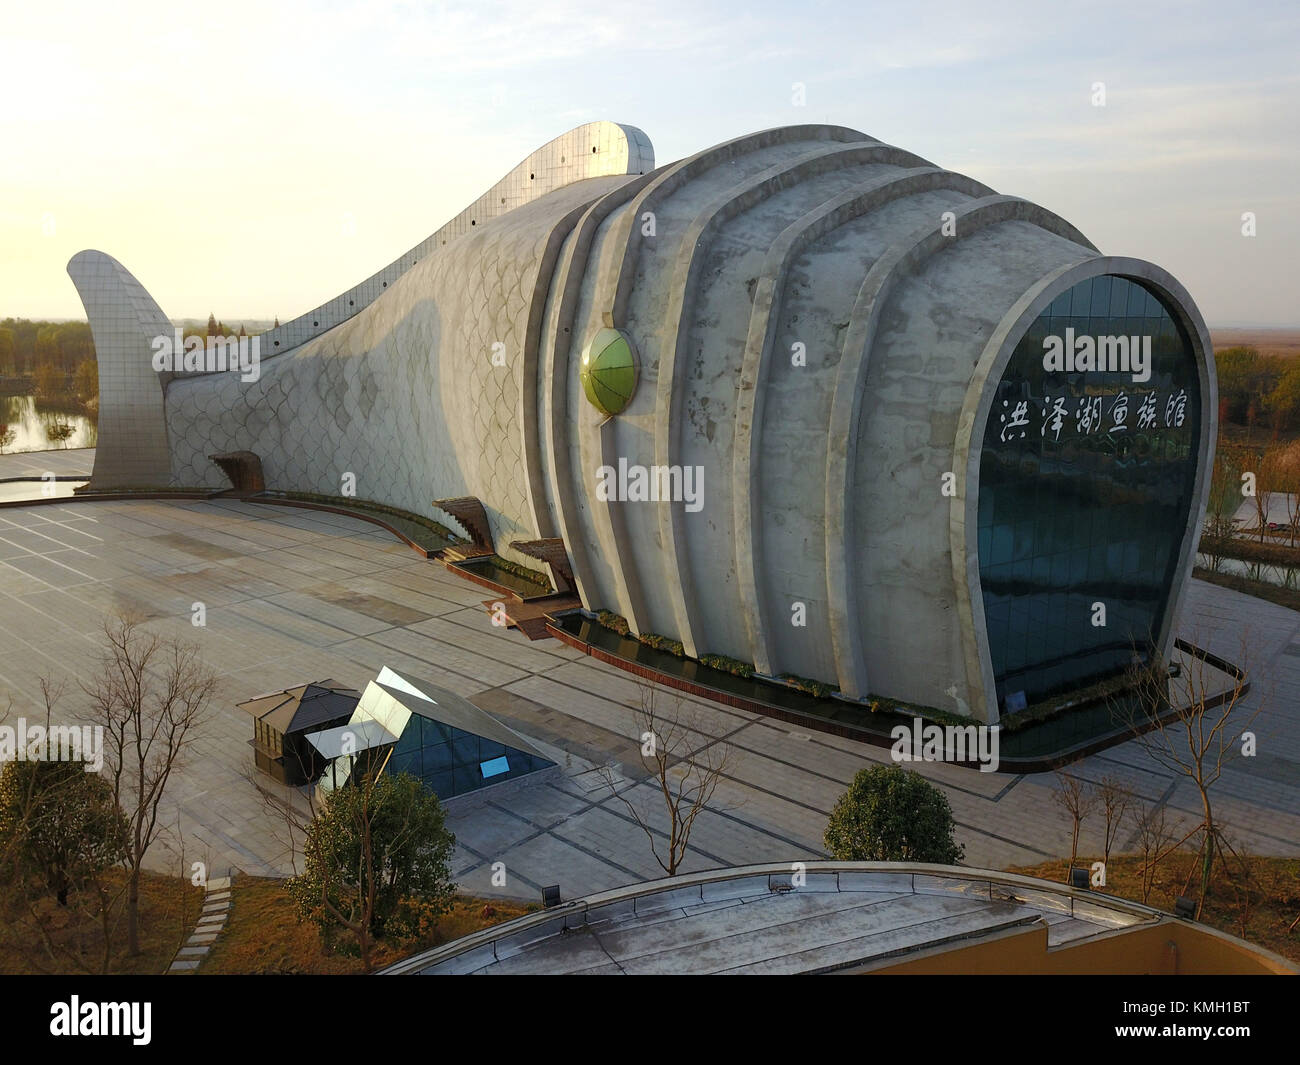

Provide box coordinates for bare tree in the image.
[83,612,217,956]
[1251,445,1278,543]
[1111,638,1260,918]
[1277,442,1300,548]
[600,681,733,877]
[1097,775,1132,872]
[1131,799,1188,905]
[1051,772,1097,878]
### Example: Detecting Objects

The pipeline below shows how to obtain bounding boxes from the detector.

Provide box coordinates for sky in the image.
[2,0,1297,326]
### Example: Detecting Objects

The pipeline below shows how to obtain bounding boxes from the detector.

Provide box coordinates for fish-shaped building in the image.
[69,120,1215,724]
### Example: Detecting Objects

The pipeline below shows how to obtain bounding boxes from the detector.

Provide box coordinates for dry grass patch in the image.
[0,868,202,974]
[201,877,534,974]
[1009,854,1300,963]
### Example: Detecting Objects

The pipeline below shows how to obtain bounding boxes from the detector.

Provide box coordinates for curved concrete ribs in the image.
[66,251,173,488]
[595,125,870,645]
[607,125,869,330]
[656,141,935,660]
[732,169,993,676]
[542,174,659,609]
[823,196,1097,701]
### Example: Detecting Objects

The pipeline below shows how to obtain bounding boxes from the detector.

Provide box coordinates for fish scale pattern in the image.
[164,178,623,563]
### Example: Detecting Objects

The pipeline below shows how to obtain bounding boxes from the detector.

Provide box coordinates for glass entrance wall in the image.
[977,275,1202,714]
[384,710,554,799]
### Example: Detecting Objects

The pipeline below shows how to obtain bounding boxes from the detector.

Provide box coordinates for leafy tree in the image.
[55,322,93,366]
[34,326,60,369]
[288,771,456,971]
[0,759,128,906]
[1214,346,1261,423]
[0,327,15,374]
[1265,361,1300,432]
[33,360,63,396]
[824,764,964,864]
[73,359,98,401]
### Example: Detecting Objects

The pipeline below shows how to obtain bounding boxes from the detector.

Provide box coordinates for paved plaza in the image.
[0,463,1296,901]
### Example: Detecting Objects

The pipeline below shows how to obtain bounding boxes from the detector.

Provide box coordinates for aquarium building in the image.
[68,120,1216,725]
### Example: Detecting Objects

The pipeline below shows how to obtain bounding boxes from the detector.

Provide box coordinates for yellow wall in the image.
[857,919,1295,975]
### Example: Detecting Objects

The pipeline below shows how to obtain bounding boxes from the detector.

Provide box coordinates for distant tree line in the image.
[1,314,259,405]
[1216,346,1300,433]
[0,319,93,377]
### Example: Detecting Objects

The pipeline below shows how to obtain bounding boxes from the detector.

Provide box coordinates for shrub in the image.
[288,772,455,969]
[636,632,685,657]
[779,672,838,699]
[824,764,964,864]
[700,653,755,679]
[596,610,631,636]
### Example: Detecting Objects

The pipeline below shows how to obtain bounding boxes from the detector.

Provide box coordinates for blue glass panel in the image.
[480,756,510,778]
[1109,278,1130,317]
[1069,277,1094,316]
[1090,275,1112,316]
[977,275,1200,712]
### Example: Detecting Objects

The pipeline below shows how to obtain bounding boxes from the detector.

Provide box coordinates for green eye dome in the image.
[580,327,638,416]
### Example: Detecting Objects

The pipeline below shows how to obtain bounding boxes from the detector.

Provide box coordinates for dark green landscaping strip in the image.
[548,612,1242,770]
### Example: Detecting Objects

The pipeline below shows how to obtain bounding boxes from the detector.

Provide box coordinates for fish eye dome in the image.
[580,327,638,416]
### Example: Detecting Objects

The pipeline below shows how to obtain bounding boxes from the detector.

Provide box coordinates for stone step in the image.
[169,960,200,972]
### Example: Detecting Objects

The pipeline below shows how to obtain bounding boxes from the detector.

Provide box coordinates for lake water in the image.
[0,395,98,453]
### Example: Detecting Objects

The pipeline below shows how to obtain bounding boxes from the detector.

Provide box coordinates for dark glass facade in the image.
[384,710,554,800]
[978,275,1201,714]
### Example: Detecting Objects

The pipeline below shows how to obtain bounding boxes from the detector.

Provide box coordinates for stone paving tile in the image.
[408,614,579,673]
[362,626,529,687]
[0,497,1295,905]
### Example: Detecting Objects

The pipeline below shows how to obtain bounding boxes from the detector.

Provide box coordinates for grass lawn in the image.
[200,877,535,974]
[0,868,203,975]
[1009,853,1300,963]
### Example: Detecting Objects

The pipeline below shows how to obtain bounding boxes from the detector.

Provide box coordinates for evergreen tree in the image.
[824,764,965,864]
